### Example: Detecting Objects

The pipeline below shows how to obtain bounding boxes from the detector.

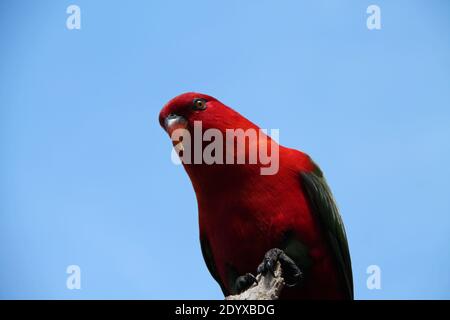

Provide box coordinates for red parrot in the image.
[159,92,353,299]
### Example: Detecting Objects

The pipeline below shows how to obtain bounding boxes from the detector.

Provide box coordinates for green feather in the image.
[300,169,354,299]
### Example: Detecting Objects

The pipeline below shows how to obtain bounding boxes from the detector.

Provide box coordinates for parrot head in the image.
[159,92,256,136]
[159,92,280,190]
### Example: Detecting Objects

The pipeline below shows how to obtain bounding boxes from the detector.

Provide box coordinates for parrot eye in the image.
[192,98,207,111]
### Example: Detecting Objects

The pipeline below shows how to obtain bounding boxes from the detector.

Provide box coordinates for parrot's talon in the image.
[234,273,258,294]
[257,248,283,275]
[257,248,302,287]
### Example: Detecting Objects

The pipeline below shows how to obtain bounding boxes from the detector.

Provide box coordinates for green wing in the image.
[200,236,229,296]
[300,168,354,299]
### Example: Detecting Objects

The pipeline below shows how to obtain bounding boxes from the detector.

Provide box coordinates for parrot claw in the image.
[257,248,302,287]
[234,273,258,294]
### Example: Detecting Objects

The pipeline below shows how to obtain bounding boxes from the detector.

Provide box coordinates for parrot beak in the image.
[164,114,188,135]
[164,114,188,152]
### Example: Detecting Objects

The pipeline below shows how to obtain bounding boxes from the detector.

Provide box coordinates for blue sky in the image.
[1,0,449,299]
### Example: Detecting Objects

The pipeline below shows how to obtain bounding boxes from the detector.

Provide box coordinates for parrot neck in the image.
[184,160,260,195]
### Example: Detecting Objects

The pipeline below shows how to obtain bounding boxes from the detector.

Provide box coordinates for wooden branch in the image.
[225,262,285,300]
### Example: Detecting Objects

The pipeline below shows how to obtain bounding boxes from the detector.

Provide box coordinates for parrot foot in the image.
[234,273,258,294]
[257,248,302,287]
